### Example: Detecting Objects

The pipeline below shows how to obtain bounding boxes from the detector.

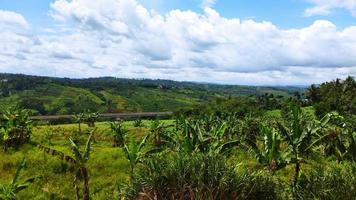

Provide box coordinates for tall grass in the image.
[123,151,277,200]
[296,162,356,200]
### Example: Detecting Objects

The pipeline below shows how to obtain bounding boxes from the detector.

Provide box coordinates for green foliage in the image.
[39,133,93,200]
[123,152,277,200]
[306,76,355,118]
[1,75,355,199]
[322,116,356,162]
[0,107,32,151]
[133,118,143,127]
[69,133,93,165]
[182,97,263,118]
[109,121,128,147]
[123,135,161,178]
[277,103,335,192]
[0,73,301,115]
[83,112,99,127]
[296,162,356,200]
[0,158,36,200]
[248,125,290,172]
[149,119,171,147]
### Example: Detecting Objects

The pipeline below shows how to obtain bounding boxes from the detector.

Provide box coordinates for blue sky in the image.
[2,0,356,28]
[0,0,355,85]
[140,0,356,28]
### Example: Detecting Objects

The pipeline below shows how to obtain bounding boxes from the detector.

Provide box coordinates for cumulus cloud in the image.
[0,0,355,85]
[305,0,356,17]
[0,10,29,29]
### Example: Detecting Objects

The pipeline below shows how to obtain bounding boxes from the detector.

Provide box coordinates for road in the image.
[30,112,174,120]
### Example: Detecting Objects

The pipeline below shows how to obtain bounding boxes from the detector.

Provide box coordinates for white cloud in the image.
[201,0,217,8]
[0,10,29,29]
[0,0,355,85]
[305,0,356,17]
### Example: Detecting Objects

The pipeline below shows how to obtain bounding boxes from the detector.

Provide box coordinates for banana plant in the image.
[0,158,37,200]
[180,119,209,153]
[74,113,86,135]
[277,104,332,189]
[83,112,99,128]
[123,135,161,179]
[110,121,128,147]
[171,119,238,155]
[149,119,172,147]
[323,124,356,162]
[0,107,32,151]
[39,133,93,200]
[69,134,93,200]
[329,131,356,162]
[248,125,290,173]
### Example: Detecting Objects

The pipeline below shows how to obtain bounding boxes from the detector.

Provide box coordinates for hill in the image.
[0,73,305,115]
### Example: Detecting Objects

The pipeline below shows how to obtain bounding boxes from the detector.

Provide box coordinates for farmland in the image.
[0,76,355,200]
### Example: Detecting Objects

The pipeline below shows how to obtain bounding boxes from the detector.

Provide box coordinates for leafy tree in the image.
[306,76,355,118]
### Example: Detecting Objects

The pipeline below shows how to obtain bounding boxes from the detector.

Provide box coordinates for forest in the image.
[0,76,355,199]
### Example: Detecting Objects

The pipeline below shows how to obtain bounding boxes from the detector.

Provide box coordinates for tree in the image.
[306,76,355,118]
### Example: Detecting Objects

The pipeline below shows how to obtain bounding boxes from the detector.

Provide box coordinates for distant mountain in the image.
[0,73,305,115]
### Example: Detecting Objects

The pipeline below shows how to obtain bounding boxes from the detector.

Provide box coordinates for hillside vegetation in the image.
[0,73,304,115]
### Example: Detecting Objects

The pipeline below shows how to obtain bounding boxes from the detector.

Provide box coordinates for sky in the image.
[0,0,355,85]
